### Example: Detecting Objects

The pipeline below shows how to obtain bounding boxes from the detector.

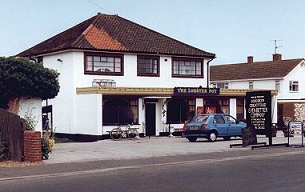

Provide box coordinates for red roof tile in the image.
[17,13,215,58]
[210,58,304,81]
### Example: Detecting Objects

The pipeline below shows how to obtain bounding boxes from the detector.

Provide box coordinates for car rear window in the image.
[194,115,209,123]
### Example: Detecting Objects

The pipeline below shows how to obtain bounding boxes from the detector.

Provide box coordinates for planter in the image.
[23,131,42,162]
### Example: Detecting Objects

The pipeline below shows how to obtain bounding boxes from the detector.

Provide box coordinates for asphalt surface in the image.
[0,132,304,181]
[45,131,303,164]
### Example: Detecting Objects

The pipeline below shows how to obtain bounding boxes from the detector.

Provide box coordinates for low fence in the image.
[0,108,25,161]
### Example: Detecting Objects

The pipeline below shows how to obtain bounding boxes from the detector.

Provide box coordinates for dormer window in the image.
[85,53,124,76]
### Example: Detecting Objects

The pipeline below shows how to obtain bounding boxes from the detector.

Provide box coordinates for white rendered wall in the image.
[196,98,204,115]
[43,52,78,134]
[229,98,237,118]
[18,97,42,132]
[74,94,102,135]
[42,51,210,135]
[229,80,275,90]
[70,54,208,88]
[280,62,305,100]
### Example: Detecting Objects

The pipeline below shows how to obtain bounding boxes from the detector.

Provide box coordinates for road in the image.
[1,147,305,192]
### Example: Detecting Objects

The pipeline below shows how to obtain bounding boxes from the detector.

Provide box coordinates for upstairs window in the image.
[85,53,123,76]
[249,81,254,90]
[275,80,280,92]
[217,83,229,89]
[289,81,299,92]
[172,58,203,78]
[137,56,159,76]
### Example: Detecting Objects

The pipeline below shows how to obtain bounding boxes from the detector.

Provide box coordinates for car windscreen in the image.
[193,115,209,123]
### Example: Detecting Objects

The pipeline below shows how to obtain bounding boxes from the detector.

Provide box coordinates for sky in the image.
[1,0,305,64]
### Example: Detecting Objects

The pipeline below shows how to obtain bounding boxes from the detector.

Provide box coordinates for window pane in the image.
[138,57,159,75]
[275,80,280,91]
[172,59,202,76]
[85,54,122,74]
[290,81,299,91]
[166,99,189,123]
[103,99,138,125]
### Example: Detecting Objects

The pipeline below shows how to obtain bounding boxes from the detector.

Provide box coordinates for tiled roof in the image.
[17,13,215,58]
[210,58,304,81]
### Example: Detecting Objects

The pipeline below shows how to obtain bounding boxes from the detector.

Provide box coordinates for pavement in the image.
[44,131,305,164]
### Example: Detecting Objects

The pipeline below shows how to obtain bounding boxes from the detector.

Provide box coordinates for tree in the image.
[0,57,60,113]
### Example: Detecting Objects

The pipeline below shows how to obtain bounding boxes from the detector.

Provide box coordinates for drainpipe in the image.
[206,57,215,89]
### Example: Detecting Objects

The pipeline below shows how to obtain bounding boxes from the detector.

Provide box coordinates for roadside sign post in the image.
[288,121,304,148]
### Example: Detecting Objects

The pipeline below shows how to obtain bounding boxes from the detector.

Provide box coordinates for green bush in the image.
[41,137,51,160]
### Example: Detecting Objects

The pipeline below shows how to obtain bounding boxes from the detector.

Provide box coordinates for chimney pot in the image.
[273,54,282,61]
[247,56,253,63]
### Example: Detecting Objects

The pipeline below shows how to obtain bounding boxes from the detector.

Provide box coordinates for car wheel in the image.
[188,137,197,142]
[223,136,231,141]
[208,131,217,142]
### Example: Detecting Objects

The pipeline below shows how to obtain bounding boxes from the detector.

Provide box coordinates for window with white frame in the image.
[217,83,229,89]
[275,80,280,92]
[249,81,254,90]
[85,53,123,75]
[289,81,299,92]
[172,58,203,77]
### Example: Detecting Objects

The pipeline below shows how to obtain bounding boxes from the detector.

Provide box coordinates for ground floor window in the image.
[203,99,229,114]
[166,98,195,123]
[103,98,138,125]
[236,99,244,121]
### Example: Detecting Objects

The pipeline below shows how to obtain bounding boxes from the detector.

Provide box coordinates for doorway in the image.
[145,103,156,136]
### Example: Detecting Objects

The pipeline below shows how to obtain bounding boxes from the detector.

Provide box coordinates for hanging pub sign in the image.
[245,91,272,136]
[174,87,220,95]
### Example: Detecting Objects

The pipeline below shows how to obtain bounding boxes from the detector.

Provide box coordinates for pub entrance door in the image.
[145,103,156,137]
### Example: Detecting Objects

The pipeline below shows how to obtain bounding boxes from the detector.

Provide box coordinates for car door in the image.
[224,115,242,136]
[212,115,228,136]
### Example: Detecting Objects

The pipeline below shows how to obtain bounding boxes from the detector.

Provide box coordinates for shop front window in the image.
[167,99,194,123]
[203,99,229,114]
[103,98,138,125]
[236,99,245,121]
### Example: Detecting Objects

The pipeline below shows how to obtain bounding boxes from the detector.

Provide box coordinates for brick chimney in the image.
[247,56,253,63]
[273,53,282,61]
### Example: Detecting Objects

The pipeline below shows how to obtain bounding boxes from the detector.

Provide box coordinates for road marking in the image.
[0,150,304,182]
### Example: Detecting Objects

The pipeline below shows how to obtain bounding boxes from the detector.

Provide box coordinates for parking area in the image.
[44,132,305,164]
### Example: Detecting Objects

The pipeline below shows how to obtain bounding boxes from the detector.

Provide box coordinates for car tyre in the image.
[188,137,197,142]
[208,131,217,142]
